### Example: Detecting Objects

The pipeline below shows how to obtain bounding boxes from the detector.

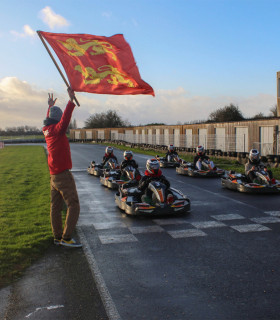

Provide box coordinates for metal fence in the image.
[79,131,280,156]
[111,133,254,153]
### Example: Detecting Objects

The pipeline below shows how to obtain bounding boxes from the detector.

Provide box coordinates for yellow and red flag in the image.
[38,31,154,96]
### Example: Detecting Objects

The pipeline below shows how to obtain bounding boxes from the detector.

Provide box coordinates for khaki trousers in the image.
[50,170,80,240]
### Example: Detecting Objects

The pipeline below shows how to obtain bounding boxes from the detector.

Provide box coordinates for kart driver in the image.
[164,144,179,162]
[138,158,171,204]
[193,145,216,170]
[245,149,274,183]
[102,146,118,167]
[120,150,139,170]
[120,150,141,181]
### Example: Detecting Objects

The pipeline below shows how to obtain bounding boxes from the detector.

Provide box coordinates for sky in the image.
[1,0,280,129]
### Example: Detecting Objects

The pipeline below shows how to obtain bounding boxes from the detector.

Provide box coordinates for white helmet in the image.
[146,158,160,175]
[168,144,174,151]
[197,145,204,156]
[124,150,133,160]
[249,149,260,163]
[105,146,113,154]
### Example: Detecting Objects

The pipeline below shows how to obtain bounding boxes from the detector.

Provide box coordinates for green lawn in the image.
[0,135,45,141]
[0,146,52,288]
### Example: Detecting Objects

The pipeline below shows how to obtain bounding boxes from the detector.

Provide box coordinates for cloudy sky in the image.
[1,0,279,129]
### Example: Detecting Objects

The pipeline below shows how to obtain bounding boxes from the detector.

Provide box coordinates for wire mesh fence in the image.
[79,131,280,156]
[112,133,253,152]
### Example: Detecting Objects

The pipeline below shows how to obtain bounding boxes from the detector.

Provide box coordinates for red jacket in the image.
[43,101,75,175]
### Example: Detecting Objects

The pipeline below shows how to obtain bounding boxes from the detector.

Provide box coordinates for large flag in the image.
[38,31,154,96]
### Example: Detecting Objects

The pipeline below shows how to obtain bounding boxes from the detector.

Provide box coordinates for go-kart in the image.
[87,160,104,177]
[156,154,181,168]
[117,165,143,187]
[115,180,191,216]
[176,160,224,177]
[100,158,121,189]
[221,170,280,193]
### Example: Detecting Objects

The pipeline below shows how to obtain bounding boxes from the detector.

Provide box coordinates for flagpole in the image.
[37,31,80,107]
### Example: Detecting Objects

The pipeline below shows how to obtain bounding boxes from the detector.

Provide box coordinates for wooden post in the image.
[37,31,80,107]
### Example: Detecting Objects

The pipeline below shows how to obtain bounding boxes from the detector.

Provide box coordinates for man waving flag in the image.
[38,31,154,96]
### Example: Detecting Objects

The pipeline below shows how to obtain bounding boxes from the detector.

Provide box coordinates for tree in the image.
[144,123,165,126]
[208,104,244,122]
[253,112,265,119]
[269,104,278,117]
[84,109,130,128]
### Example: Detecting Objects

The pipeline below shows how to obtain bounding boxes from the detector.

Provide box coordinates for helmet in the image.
[105,146,113,154]
[146,158,160,175]
[249,149,260,163]
[197,145,204,156]
[124,150,133,160]
[168,144,174,151]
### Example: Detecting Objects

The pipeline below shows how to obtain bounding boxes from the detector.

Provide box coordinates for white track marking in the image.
[129,225,165,234]
[211,214,246,221]
[190,221,226,229]
[265,211,280,216]
[230,224,271,233]
[250,217,280,224]
[99,234,138,244]
[167,229,207,238]
[25,305,64,318]
[77,227,122,320]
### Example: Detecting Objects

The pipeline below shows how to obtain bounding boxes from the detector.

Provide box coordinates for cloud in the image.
[39,6,70,29]
[0,77,276,130]
[10,25,36,38]
[102,11,112,19]
[0,77,67,129]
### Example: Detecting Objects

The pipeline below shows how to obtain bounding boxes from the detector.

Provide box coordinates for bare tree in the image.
[253,112,265,119]
[269,105,278,117]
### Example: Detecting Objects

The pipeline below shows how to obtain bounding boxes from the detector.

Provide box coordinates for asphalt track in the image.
[2,143,280,320]
[71,143,280,320]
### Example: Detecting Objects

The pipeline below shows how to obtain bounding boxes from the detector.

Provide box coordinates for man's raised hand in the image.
[48,93,57,106]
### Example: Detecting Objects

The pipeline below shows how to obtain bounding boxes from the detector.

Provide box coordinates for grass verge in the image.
[0,146,52,288]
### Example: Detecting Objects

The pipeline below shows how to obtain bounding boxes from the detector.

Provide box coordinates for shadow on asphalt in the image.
[0,233,108,320]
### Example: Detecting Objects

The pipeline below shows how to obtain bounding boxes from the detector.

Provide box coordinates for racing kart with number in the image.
[176,160,224,177]
[115,180,191,216]
[87,160,104,177]
[100,158,121,189]
[221,170,280,193]
[156,154,181,168]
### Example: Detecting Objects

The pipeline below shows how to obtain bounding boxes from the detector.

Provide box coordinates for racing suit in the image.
[102,153,118,167]
[245,160,272,182]
[120,159,138,170]
[165,150,178,161]
[120,159,140,182]
[138,170,170,201]
[193,154,215,170]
